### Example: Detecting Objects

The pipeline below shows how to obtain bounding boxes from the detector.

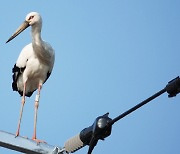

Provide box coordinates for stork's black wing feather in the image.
[12,64,25,92]
[12,64,34,97]
[44,72,51,84]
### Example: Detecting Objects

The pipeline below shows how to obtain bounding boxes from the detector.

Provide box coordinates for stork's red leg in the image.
[32,84,45,143]
[16,82,26,137]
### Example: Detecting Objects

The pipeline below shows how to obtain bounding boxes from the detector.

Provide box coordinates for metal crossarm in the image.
[0,130,65,154]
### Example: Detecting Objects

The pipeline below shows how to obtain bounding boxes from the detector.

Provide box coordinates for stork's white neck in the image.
[30,22,52,65]
[31,23,42,45]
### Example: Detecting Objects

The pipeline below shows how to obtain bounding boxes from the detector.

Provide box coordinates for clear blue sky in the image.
[0,0,180,154]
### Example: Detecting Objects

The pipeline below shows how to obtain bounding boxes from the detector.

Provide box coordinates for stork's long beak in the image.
[6,21,30,43]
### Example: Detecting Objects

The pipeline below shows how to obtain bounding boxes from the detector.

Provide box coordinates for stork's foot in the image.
[15,131,19,138]
[32,138,47,144]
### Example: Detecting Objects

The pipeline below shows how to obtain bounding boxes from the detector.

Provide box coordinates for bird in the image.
[6,12,55,143]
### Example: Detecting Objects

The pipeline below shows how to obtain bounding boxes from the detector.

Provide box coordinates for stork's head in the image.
[25,12,42,26]
[6,12,42,43]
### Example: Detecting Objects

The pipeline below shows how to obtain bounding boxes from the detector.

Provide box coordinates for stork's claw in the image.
[32,138,47,145]
[15,131,19,138]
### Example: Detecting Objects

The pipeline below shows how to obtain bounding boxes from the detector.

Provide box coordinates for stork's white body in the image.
[13,41,55,96]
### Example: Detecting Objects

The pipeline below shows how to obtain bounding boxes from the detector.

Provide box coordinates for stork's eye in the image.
[29,16,34,20]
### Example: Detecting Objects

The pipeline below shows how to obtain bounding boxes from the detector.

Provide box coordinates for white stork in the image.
[6,12,55,143]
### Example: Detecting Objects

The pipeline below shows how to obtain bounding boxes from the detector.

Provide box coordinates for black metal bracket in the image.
[166,76,180,97]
